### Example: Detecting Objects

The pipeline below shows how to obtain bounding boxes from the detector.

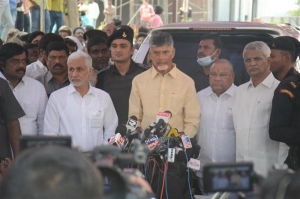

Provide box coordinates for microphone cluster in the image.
[109,111,197,163]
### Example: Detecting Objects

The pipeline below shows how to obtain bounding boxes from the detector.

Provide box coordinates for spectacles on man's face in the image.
[0,157,9,169]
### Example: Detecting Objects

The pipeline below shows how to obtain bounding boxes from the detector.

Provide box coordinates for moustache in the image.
[15,68,25,73]
[197,53,206,58]
[53,64,63,68]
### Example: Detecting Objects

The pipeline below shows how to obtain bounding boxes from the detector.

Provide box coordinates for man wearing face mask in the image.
[190,34,222,92]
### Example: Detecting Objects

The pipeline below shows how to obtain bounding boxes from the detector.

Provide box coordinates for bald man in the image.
[196,59,237,194]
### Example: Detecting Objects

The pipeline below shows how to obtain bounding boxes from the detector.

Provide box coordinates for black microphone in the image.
[141,128,151,143]
[150,119,164,135]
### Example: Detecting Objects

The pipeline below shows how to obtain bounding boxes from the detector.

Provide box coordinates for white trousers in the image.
[0,4,14,41]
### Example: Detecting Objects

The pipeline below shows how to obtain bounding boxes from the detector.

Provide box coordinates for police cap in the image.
[107,26,134,47]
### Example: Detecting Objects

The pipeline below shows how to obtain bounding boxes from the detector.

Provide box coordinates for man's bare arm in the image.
[6,120,21,158]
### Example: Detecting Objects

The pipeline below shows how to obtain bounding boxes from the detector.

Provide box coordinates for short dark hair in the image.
[136,32,147,40]
[112,18,122,27]
[45,42,69,57]
[139,26,149,34]
[155,6,163,15]
[73,27,85,35]
[87,36,107,53]
[85,25,94,32]
[0,43,27,62]
[0,146,104,199]
[200,34,223,49]
[23,43,38,50]
[18,33,30,43]
[28,31,45,43]
[149,30,173,47]
[38,33,64,50]
[63,38,78,50]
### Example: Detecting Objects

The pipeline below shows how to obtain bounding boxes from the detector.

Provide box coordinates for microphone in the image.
[126,115,138,134]
[141,128,151,143]
[156,111,172,124]
[111,125,127,149]
[150,119,165,135]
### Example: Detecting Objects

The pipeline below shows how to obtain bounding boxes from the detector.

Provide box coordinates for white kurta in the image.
[44,84,118,152]
[25,60,48,79]
[196,84,237,176]
[0,72,48,135]
[233,72,280,177]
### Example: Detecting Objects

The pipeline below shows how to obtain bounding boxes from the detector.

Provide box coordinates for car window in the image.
[137,31,274,86]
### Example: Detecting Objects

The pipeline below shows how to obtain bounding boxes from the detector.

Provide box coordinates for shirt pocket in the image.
[22,101,36,118]
[252,100,272,124]
[170,93,185,114]
[90,110,104,128]
[222,107,234,129]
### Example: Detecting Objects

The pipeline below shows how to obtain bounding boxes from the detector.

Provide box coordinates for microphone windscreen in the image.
[115,125,127,136]
[129,115,138,120]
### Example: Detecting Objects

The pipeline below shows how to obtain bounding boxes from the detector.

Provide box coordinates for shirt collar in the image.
[67,83,94,96]
[206,84,235,97]
[45,71,54,83]
[151,63,177,79]
[247,72,275,89]
[37,60,47,71]
[0,71,26,86]
[111,60,136,75]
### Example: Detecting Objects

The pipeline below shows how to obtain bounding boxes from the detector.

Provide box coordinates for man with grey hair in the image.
[129,30,200,199]
[43,51,118,152]
[196,59,236,194]
[129,30,200,138]
[233,41,281,177]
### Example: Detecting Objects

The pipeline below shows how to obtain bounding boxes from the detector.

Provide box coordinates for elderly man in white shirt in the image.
[0,43,48,135]
[233,41,282,177]
[196,59,237,194]
[44,51,118,152]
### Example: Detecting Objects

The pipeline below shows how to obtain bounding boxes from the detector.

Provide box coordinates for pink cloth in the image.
[139,4,153,22]
[148,14,163,28]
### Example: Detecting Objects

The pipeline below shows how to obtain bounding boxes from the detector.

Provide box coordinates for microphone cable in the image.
[184,149,193,199]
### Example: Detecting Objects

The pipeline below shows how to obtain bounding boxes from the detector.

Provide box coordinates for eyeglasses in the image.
[0,157,9,169]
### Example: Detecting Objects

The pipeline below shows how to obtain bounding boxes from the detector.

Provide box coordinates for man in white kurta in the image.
[233,41,280,177]
[197,59,237,193]
[44,51,117,152]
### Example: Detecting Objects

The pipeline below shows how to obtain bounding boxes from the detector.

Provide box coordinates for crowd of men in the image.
[0,14,300,197]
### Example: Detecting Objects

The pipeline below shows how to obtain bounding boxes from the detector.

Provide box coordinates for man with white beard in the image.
[43,51,118,152]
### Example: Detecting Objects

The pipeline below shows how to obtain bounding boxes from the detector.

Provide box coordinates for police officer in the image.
[269,36,299,81]
[96,26,147,124]
[269,72,300,170]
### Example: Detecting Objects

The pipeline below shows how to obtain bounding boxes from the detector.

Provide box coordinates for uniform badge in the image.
[279,89,295,99]
[122,32,127,38]
[271,43,276,48]
[290,82,297,89]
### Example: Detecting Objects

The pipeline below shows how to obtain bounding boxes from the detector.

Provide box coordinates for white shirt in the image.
[0,0,9,7]
[43,84,118,152]
[86,2,100,20]
[0,72,48,135]
[25,60,48,79]
[233,72,281,177]
[197,84,237,172]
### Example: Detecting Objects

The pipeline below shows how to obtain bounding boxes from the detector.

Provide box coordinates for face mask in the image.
[197,49,218,67]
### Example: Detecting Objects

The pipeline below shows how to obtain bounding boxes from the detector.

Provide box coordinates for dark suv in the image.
[133,21,298,86]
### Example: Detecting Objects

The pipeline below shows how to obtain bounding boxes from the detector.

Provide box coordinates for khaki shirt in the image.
[129,64,200,137]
